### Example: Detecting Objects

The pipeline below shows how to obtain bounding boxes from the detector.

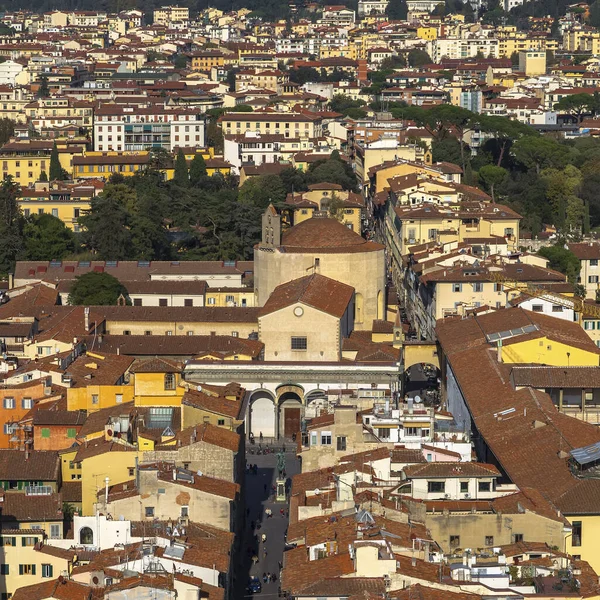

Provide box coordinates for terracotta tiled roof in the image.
[0,449,59,481]
[181,388,245,421]
[281,216,381,251]
[403,462,500,479]
[11,579,91,600]
[2,492,63,523]
[390,583,482,600]
[569,242,600,260]
[259,273,354,318]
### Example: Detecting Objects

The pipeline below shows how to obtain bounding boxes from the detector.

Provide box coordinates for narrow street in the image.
[234,444,301,598]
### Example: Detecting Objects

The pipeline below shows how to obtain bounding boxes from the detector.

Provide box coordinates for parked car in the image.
[247,576,262,594]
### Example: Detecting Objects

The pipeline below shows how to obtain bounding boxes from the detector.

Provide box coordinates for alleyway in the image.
[234,444,301,598]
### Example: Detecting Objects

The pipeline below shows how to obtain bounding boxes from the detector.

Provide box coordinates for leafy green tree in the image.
[386,0,408,18]
[542,165,583,231]
[589,0,600,27]
[330,94,366,116]
[39,170,48,182]
[148,147,172,170]
[235,104,253,112]
[37,75,50,98]
[79,184,134,260]
[512,136,573,175]
[554,93,594,123]
[49,143,67,181]
[174,148,189,187]
[307,154,358,191]
[407,49,432,67]
[238,175,286,209]
[479,116,533,166]
[174,54,188,69]
[189,154,208,186]
[23,214,75,260]
[68,271,128,306]
[0,177,23,274]
[538,244,581,283]
[478,165,507,202]
[0,118,14,146]
[279,167,308,194]
[432,137,462,165]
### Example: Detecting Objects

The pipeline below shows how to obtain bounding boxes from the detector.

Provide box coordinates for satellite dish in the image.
[314,488,320,495]
[414,395,422,403]
[197,385,202,392]
[119,515,125,521]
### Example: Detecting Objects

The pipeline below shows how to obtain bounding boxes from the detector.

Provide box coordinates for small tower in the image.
[261,204,281,248]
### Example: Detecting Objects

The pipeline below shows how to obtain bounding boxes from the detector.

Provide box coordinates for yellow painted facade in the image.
[0,153,74,188]
[133,371,185,407]
[181,402,242,431]
[1,531,71,596]
[564,515,600,574]
[18,198,91,231]
[417,26,437,40]
[78,448,139,515]
[205,288,255,308]
[60,448,81,482]
[67,383,135,413]
[501,336,600,366]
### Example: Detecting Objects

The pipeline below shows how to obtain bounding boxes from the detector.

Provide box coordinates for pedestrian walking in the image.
[265,508,272,518]
[263,547,268,558]
[261,533,267,543]
[278,561,283,571]
[263,573,267,583]
[267,572,271,582]
[271,573,277,583]
[280,508,285,517]
[252,554,259,566]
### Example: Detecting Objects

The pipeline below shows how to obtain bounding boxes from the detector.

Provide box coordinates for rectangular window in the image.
[41,564,53,578]
[91,395,99,405]
[3,398,15,409]
[217,419,225,426]
[115,394,123,404]
[452,283,462,293]
[19,564,36,575]
[585,321,596,330]
[552,305,563,312]
[159,298,168,307]
[485,535,494,546]
[589,276,599,284]
[184,299,193,307]
[573,521,582,546]
[531,304,543,312]
[591,259,598,266]
[66,428,76,438]
[494,283,502,292]
[51,208,58,217]
[21,398,33,410]
[460,481,469,493]
[378,427,390,439]
[478,481,491,492]
[0,564,8,575]
[320,431,332,445]
[50,524,60,539]
[128,467,135,477]
[450,535,460,547]
[473,282,483,292]
[41,428,50,438]
[336,436,347,451]
[181,506,189,517]
[207,297,216,305]
[133,298,142,306]
[405,427,419,436]
[145,507,154,517]
[21,536,38,546]
[1,537,16,546]
[427,481,445,493]
[513,533,524,543]
[291,336,307,350]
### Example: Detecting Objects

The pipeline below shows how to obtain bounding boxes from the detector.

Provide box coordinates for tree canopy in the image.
[23,214,75,260]
[68,271,129,306]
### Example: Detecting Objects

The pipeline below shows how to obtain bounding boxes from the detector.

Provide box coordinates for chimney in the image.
[8,273,13,289]
[104,476,109,506]
[117,346,120,355]
[497,339,502,362]
[25,444,29,460]
[173,468,177,481]
[84,307,90,332]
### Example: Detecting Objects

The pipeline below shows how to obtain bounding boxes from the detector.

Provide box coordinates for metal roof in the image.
[570,442,600,466]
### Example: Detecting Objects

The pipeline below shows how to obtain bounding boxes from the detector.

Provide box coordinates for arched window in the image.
[79,527,93,545]
[164,373,175,390]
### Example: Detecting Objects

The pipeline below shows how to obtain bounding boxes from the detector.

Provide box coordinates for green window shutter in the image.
[67,428,76,438]
[21,537,25,546]
[18,565,23,575]
[32,564,36,576]
[11,538,15,546]
[17,481,22,490]
[48,565,52,577]
[41,428,50,438]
